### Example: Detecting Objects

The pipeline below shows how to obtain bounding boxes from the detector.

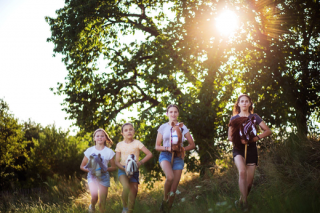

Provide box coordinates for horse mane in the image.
[229,117,249,150]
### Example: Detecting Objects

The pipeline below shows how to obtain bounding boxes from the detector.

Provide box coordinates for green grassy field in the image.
[1,136,319,213]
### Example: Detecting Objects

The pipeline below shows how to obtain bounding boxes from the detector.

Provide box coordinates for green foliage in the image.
[46,0,320,181]
[25,124,89,184]
[0,99,90,190]
[46,0,239,178]
[227,0,320,137]
[0,99,30,189]
[1,134,320,212]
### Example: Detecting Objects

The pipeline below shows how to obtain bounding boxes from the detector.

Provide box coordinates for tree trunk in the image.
[295,95,308,137]
[198,140,217,177]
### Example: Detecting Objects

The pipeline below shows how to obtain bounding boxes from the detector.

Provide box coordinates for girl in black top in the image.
[228,94,272,209]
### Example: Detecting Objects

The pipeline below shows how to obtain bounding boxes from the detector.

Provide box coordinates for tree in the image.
[25,124,90,182]
[46,0,239,176]
[0,99,30,189]
[229,0,320,137]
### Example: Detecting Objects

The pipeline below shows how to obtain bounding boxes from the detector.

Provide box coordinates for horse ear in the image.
[171,121,175,127]
[179,122,184,128]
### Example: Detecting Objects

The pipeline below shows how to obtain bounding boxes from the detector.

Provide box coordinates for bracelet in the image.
[257,135,261,140]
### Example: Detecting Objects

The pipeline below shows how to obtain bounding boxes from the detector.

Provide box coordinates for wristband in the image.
[257,135,260,140]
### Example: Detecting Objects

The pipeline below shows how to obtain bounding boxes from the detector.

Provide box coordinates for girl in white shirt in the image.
[155,104,195,213]
[80,128,117,213]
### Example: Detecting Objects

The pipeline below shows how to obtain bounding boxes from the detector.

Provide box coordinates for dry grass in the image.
[1,137,320,212]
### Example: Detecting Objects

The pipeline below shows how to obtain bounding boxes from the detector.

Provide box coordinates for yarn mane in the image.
[229,117,251,150]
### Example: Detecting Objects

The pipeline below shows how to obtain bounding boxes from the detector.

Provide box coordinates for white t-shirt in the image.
[84,146,115,166]
[157,123,189,147]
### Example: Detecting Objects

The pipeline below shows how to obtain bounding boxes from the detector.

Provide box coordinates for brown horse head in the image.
[170,122,185,159]
[229,117,257,150]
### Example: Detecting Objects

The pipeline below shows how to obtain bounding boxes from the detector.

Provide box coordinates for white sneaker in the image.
[88,204,95,213]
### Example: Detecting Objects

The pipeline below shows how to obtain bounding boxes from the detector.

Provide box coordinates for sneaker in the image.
[121,207,128,213]
[88,204,95,213]
[242,202,249,212]
[234,199,242,209]
[159,200,168,213]
[167,203,172,213]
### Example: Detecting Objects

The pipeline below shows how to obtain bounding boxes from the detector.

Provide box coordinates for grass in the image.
[1,136,319,213]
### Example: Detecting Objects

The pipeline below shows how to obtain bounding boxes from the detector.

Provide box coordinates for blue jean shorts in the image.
[118,166,140,184]
[87,172,110,187]
[159,151,184,170]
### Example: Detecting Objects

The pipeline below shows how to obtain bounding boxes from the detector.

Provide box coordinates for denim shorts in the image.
[118,166,140,184]
[159,151,184,170]
[87,172,110,187]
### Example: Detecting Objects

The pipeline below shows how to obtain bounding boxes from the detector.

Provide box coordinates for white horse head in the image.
[125,154,138,177]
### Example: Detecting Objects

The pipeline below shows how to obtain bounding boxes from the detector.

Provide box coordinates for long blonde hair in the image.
[93,128,113,147]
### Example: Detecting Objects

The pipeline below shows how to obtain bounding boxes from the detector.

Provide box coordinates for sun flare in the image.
[216,10,239,35]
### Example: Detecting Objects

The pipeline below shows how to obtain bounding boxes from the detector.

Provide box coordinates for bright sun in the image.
[216,10,239,35]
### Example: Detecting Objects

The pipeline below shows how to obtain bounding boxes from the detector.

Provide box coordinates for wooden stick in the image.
[170,126,174,166]
[171,152,174,166]
[244,144,247,162]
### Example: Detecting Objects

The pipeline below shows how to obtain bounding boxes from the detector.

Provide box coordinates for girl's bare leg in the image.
[167,169,182,208]
[98,185,108,213]
[119,175,130,210]
[160,160,174,201]
[128,182,138,213]
[234,155,248,204]
[88,182,99,211]
[246,165,256,196]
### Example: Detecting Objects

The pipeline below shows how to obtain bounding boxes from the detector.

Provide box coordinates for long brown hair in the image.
[121,123,134,132]
[166,104,179,113]
[233,94,254,116]
[93,128,113,147]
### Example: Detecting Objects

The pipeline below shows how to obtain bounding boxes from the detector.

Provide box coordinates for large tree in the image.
[229,0,320,137]
[46,0,239,176]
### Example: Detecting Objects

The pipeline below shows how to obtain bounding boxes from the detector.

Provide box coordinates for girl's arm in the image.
[115,152,125,171]
[80,156,89,173]
[252,121,272,142]
[184,132,195,152]
[137,146,153,167]
[228,126,233,142]
[155,132,171,152]
[107,156,117,172]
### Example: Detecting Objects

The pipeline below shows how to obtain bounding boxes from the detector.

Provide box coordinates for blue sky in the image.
[0,0,78,133]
